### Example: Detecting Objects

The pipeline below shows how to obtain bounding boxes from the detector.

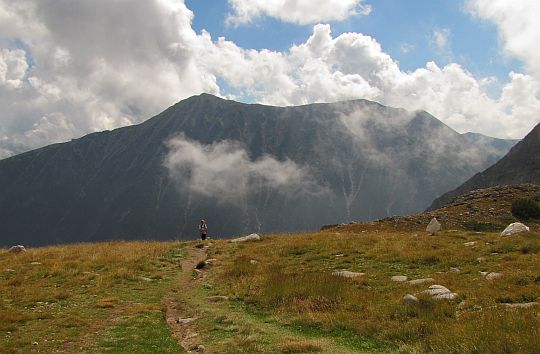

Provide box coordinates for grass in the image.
[193,229,540,353]
[0,241,186,353]
[0,223,538,352]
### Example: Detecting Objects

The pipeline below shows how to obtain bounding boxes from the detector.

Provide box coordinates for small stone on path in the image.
[176,317,196,324]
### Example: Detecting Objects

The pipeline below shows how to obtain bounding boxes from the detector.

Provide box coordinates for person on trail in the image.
[199,219,208,240]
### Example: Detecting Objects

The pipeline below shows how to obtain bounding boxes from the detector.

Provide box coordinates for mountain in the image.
[429,122,540,210]
[0,94,516,246]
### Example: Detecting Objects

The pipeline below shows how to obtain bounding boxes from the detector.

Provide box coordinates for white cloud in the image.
[466,0,540,78]
[432,28,451,51]
[164,134,324,205]
[0,0,219,157]
[199,24,540,139]
[226,0,371,26]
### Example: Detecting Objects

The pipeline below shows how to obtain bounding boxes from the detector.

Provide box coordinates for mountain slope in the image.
[0,94,515,246]
[429,122,540,210]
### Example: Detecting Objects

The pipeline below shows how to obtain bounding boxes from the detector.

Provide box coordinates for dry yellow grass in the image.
[202,229,540,353]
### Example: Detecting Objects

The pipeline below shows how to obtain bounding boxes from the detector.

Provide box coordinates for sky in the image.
[0,0,539,158]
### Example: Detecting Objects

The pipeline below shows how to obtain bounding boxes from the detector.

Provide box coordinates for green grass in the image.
[0,241,186,353]
[1,226,538,353]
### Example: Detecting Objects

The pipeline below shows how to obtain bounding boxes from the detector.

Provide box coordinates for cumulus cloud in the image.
[199,24,540,138]
[226,0,371,26]
[466,0,540,78]
[0,0,218,157]
[164,134,324,205]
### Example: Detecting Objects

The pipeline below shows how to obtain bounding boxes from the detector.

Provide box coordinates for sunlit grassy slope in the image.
[0,241,186,353]
[195,229,539,353]
[1,185,539,353]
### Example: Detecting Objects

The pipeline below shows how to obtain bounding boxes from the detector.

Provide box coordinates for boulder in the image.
[426,218,441,235]
[408,278,435,285]
[500,222,529,237]
[424,284,458,300]
[8,245,26,253]
[391,275,408,282]
[332,270,365,278]
[402,294,419,305]
[230,234,261,243]
[485,272,503,281]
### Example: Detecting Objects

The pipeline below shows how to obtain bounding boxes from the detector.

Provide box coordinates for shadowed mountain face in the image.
[0,94,516,246]
[429,123,540,210]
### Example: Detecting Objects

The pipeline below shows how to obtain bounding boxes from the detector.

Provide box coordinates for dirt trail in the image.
[163,244,207,353]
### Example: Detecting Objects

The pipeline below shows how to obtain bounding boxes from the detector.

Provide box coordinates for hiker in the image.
[199,219,208,240]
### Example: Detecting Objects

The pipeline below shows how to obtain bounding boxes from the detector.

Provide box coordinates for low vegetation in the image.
[512,197,540,220]
[0,241,185,353]
[188,228,539,353]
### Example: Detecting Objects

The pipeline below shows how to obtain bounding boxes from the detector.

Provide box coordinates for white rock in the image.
[391,275,408,282]
[463,241,476,247]
[485,272,503,280]
[30,262,42,265]
[502,302,538,309]
[433,292,459,300]
[423,285,458,300]
[249,259,258,265]
[176,317,196,324]
[408,278,435,285]
[402,294,419,304]
[425,285,451,296]
[8,245,26,253]
[449,267,461,273]
[332,270,365,278]
[204,258,217,265]
[500,222,529,237]
[426,218,441,235]
[230,234,261,242]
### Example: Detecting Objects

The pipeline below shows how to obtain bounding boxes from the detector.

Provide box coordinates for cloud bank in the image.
[0,0,539,159]
[164,135,323,205]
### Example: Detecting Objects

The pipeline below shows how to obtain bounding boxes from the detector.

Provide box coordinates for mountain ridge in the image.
[0,94,517,246]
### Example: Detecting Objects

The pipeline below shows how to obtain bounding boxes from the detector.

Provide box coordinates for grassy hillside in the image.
[1,186,539,353]
[0,241,186,353]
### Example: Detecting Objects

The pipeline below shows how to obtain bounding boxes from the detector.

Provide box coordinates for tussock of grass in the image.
[278,338,322,352]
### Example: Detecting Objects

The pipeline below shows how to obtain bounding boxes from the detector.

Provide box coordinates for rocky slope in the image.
[430,123,540,210]
[0,94,516,246]
[339,184,540,234]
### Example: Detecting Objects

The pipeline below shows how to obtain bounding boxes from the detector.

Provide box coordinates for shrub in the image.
[511,198,540,219]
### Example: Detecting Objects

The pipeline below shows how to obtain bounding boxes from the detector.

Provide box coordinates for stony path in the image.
[162,245,207,353]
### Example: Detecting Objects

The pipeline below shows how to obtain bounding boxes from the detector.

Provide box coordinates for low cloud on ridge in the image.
[164,134,326,205]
